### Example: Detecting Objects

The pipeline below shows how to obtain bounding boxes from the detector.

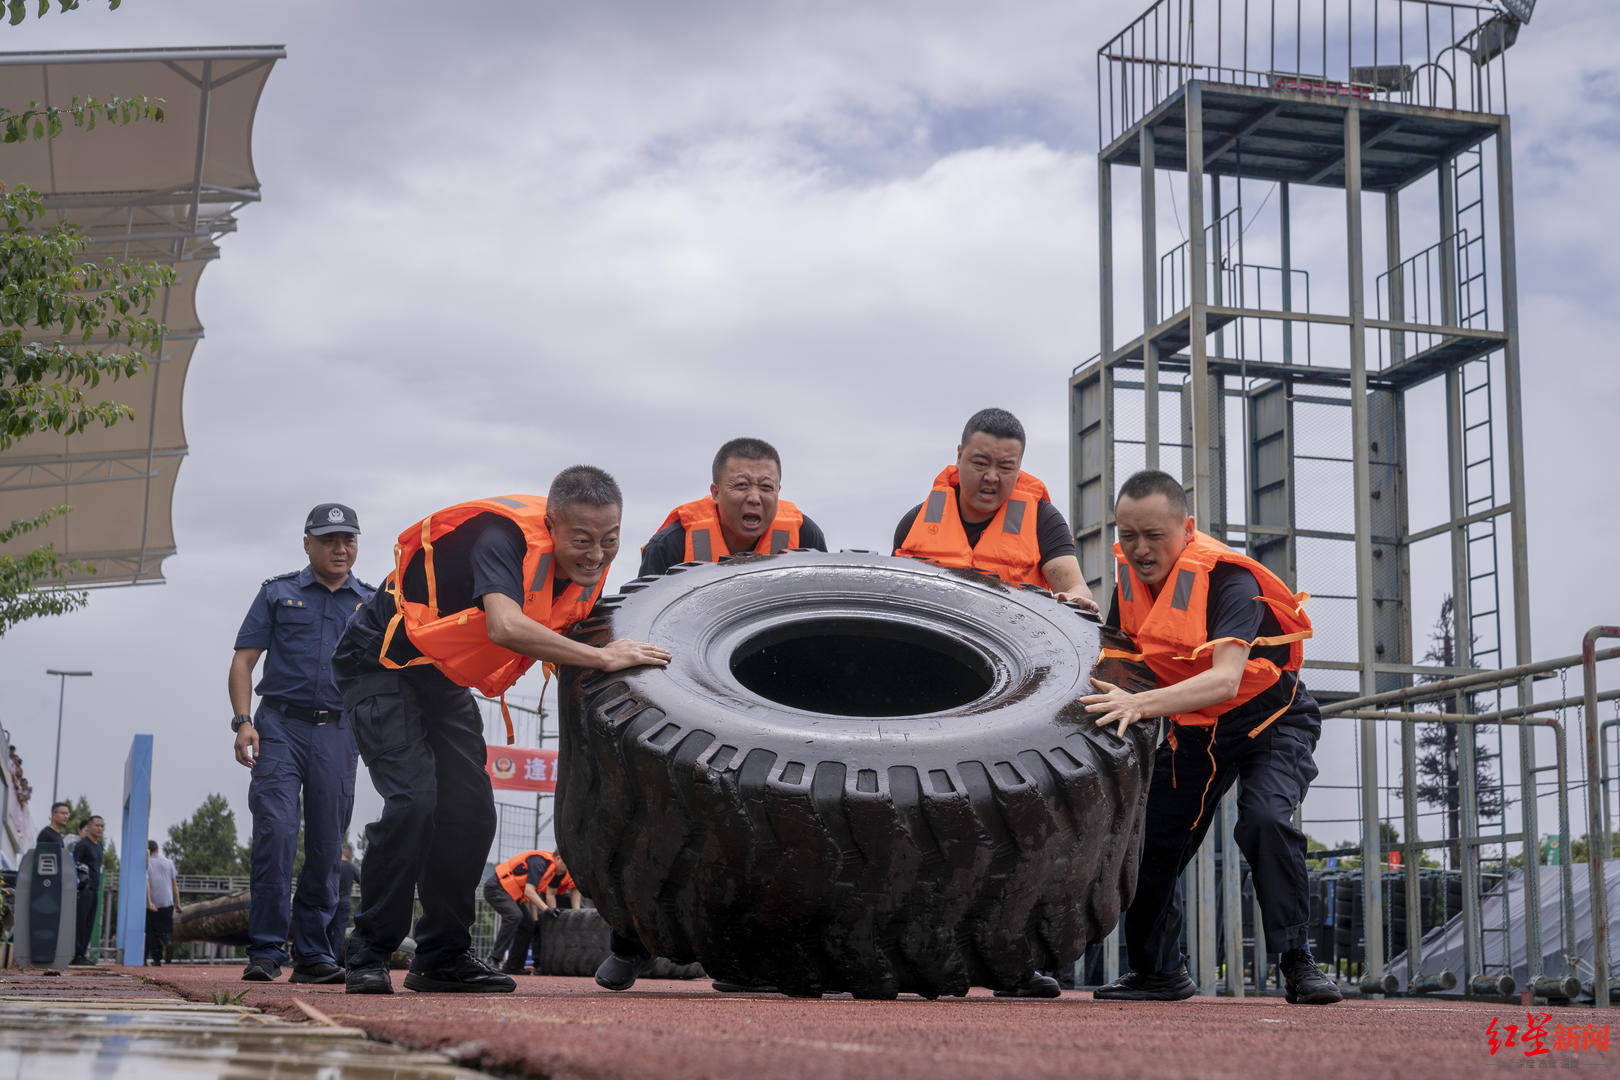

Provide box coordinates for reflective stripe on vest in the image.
[1104,529,1311,733]
[378,495,609,742]
[895,466,1051,587]
[655,497,805,563]
[495,849,553,903]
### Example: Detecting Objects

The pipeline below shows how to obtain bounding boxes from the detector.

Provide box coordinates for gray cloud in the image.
[1,1,1615,857]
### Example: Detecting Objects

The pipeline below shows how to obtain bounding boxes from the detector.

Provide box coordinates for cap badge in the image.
[327,507,345,523]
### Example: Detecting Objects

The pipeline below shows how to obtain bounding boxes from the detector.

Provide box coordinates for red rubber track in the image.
[136,966,1612,1079]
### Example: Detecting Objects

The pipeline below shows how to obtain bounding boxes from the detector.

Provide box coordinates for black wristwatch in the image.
[230,713,254,733]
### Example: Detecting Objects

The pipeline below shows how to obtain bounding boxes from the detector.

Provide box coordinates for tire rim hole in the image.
[729,619,994,717]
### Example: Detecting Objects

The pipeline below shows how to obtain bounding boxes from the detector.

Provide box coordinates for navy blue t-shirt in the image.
[235,566,375,711]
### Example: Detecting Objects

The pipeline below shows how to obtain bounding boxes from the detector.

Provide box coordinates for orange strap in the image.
[377,563,437,672]
[1100,646,1146,662]
[1245,676,1301,740]
[1175,635,1253,662]
[499,693,515,745]
[1190,716,1220,832]
[1180,676,1303,831]
[421,516,438,614]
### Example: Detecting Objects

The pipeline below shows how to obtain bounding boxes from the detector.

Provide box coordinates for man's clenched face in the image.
[711,456,780,547]
[955,431,1024,522]
[1114,492,1194,590]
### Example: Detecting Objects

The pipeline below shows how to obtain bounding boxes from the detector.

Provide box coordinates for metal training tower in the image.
[1073,0,1541,996]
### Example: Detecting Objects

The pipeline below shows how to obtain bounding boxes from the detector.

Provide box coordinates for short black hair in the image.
[86,815,102,825]
[547,465,623,516]
[711,437,781,484]
[51,800,70,815]
[1116,469,1190,516]
[961,407,1026,449]
[148,840,159,853]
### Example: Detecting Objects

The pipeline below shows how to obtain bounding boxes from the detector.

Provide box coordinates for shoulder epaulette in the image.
[261,570,300,586]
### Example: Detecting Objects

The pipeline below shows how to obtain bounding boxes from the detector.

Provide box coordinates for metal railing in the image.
[1309,629,1620,1004]
[1160,203,1316,368]
[1099,0,1513,147]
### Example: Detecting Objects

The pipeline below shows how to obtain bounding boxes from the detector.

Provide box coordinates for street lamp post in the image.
[46,669,92,805]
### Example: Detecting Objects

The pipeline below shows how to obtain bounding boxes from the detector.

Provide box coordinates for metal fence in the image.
[1099,0,1514,147]
[1127,627,1620,1004]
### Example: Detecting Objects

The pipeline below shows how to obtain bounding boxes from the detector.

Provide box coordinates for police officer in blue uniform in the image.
[229,503,375,983]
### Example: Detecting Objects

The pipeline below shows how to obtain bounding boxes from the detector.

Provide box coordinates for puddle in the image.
[0,999,491,1079]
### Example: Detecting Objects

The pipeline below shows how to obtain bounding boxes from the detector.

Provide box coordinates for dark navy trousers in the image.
[334,664,496,973]
[246,703,357,967]
[1124,707,1321,976]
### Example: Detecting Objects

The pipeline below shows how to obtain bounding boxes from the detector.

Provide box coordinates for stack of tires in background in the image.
[1209,866,1473,987]
[535,909,704,979]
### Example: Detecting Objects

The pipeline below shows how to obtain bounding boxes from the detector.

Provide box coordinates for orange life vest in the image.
[657,497,804,562]
[378,495,608,741]
[1104,529,1311,734]
[895,466,1051,587]
[495,849,553,903]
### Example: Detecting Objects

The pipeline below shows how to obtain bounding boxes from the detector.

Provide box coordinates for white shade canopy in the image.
[0,46,283,587]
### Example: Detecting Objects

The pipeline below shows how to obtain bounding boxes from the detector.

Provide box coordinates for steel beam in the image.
[1141,127,1160,469]
[1494,116,1543,987]
[1345,103,1388,996]
[1186,80,1218,996]
[1584,628,1619,1009]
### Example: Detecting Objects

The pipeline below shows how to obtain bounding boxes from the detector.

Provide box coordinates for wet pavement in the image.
[132,964,1618,1079]
[0,967,489,1078]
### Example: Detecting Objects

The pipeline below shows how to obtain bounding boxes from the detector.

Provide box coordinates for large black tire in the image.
[557,551,1158,999]
[172,890,251,946]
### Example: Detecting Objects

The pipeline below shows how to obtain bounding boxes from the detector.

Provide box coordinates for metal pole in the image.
[1100,159,1115,368]
[52,675,65,806]
[1280,182,1293,365]
[1141,127,1160,469]
[1326,647,1620,714]
[1493,116,1544,990]
[46,669,92,805]
[1222,790,1244,995]
[1344,103,1389,996]
[1584,627,1619,1009]
[1186,79,1218,995]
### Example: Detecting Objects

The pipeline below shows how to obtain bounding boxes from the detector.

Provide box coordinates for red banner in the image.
[486,746,560,792]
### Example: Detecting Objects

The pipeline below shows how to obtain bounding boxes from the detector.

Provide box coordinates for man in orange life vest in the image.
[330,467,670,995]
[895,407,1095,999]
[894,407,1097,614]
[640,437,828,577]
[1083,470,1341,1005]
[481,849,576,974]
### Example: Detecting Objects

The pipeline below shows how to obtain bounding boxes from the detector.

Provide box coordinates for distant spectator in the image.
[70,815,104,966]
[36,800,69,846]
[146,840,181,966]
[326,843,360,964]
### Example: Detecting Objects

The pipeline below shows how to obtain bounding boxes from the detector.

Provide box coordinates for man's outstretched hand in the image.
[598,639,671,672]
[1082,677,1154,739]
[1052,591,1101,614]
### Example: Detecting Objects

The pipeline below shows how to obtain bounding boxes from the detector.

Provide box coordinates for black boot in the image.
[1280,949,1343,1005]
[1093,965,1197,1001]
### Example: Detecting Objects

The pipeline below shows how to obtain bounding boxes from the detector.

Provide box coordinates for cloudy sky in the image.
[1,1,1616,862]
